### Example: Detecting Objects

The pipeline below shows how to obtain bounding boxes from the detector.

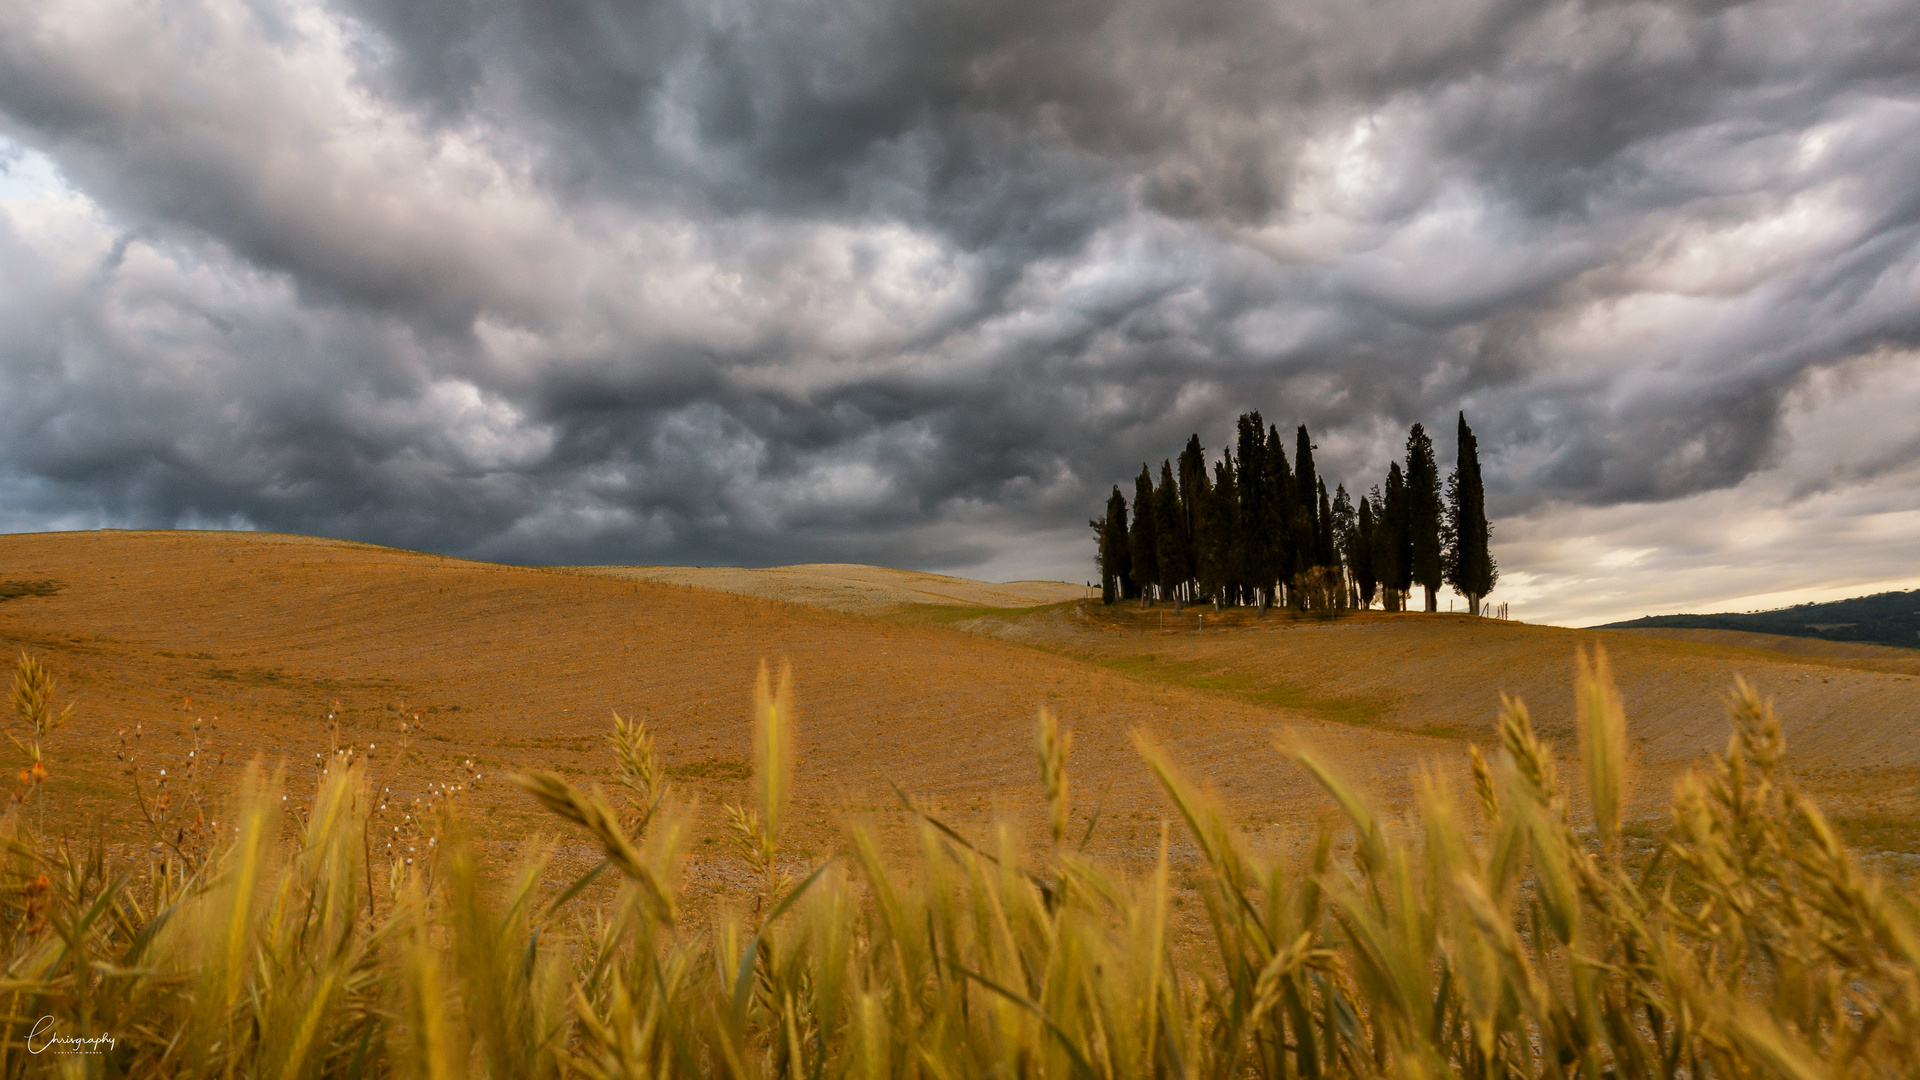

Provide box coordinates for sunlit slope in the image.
[927,603,1920,829]
[10,530,1915,860]
[569,562,1086,612]
[0,531,1455,850]
[1607,625,1920,661]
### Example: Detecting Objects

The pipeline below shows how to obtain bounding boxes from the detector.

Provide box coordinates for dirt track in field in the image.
[4,530,1917,891]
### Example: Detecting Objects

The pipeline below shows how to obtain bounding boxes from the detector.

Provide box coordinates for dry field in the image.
[570,562,1088,611]
[928,600,1920,853]
[3,529,1916,891]
[7,531,1917,1076]
[0,531,1460,888]
[635,560,1920,853]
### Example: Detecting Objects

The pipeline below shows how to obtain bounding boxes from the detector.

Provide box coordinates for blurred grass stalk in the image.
[1,646,1916,1077]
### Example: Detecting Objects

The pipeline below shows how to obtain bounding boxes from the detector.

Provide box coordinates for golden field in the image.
[2,528,1917,881]
[3,528,1919,1077]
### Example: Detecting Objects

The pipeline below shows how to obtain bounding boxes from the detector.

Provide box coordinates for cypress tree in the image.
[1294,426,1320,563]
[1217,452,1242,604]
[1405,423,1443,612]
[1100,485,1131,603]
[1369,484,1394,610]
[1130,464,1159,606]
[1355,492,1378,608]
[1197,453,1236,607]
[1236,412,1273,609]
[1331,484,1357,606]
[1155,460,1187,610]
[1444,412,1498,615]
[1177,434,1207,593]
[1288,426,1319,596]
[1317,479,1334,570]
[1194,485,1219,607]
[1264,425,1295,603]
[1175,441,1205,599]
[1379,464,1413,611]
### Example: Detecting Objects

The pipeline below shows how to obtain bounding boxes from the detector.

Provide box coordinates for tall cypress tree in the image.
[1197,453,1237,607]
[1217,452,1242,604]
[1355,492,1378,608]
[1155,460,1188,609]
[1177,434,1207,592]
[1100,485,1131,603]
[1183,439,1210,595]
[1405,423,1443,612]
[1265,425,1295,602]
[1294,426,1320,563]
[1316,479,1334,570]
[1444,412,1498,615]
[1288,425,1320,596]
[1130,464,1159,605]
[1235,412,1273,609]
[1380,464,1413,611]
[1331,484,1357,606]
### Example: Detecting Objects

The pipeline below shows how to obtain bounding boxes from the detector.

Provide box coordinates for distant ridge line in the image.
[1597,588,1920,650]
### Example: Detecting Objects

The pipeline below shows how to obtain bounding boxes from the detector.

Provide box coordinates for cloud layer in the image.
[2,0,1917,624]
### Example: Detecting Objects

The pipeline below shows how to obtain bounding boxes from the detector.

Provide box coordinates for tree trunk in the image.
[1424,586,1438,612]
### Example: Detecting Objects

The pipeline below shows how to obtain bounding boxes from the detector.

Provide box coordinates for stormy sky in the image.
[2,0,1918,627]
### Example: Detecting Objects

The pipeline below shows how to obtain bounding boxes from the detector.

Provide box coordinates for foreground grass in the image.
[0,651,1916,1078]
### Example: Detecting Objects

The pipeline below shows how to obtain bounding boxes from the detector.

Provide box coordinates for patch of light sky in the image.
[0,138,75,205]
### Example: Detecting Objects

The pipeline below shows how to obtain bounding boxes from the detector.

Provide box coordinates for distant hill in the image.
[1597,589,1920,650]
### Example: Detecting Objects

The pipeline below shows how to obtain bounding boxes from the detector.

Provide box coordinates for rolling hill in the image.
[1598,589,1920,650]
[0,531,1470,884]
[568,562,1087,611]
[3,529,1918,885]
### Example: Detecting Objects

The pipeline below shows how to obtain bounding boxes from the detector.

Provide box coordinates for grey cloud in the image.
[0,0,1918,609]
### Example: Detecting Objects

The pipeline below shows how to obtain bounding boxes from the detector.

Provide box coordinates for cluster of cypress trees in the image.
[1094,412,1497,615]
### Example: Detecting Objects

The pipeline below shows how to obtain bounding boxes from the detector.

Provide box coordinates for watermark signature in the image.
[27,1016,115,1055]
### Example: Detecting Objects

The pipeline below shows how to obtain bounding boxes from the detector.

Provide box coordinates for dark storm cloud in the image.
[2,0,1919,618]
